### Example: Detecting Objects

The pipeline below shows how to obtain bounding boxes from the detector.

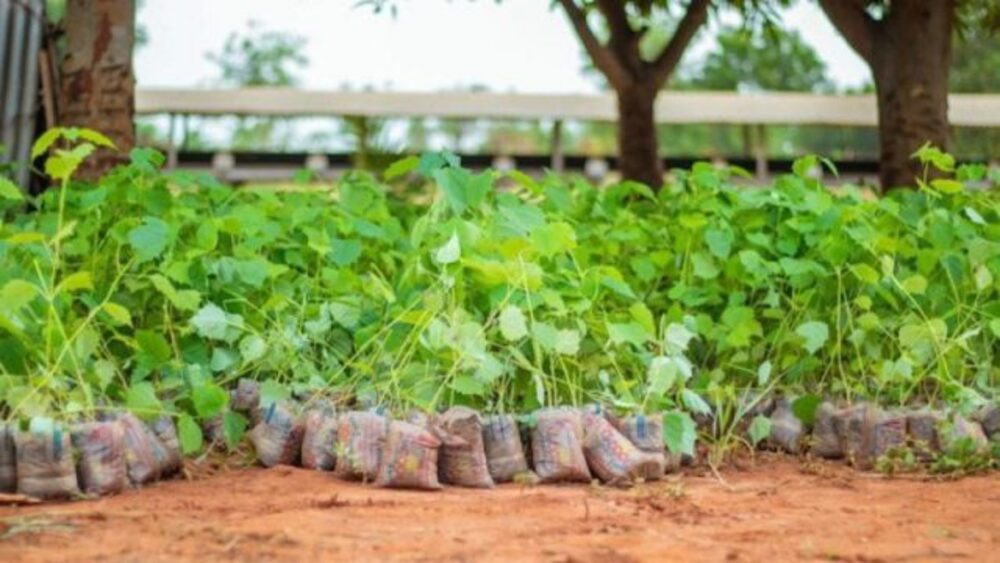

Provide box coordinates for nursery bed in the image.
[0,455,997,562]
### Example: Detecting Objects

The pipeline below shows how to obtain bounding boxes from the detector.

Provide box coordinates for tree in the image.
[206,21,309,150]
[817,0,998,190]
[556,0,711,187]
[57,0,136,177]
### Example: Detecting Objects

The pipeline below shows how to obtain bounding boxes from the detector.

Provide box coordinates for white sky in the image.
[136,0,873,93]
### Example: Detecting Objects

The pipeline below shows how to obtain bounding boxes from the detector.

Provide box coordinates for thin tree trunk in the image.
[616,83,662,188]
[58,0,135,178]
[871,1,953,189]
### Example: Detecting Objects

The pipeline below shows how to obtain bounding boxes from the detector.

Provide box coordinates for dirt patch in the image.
[0,455,997,562]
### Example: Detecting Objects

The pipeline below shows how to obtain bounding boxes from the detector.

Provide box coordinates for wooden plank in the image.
[134,88,1000,127]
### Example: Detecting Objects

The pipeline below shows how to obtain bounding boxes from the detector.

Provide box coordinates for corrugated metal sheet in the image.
[1,0,44,189]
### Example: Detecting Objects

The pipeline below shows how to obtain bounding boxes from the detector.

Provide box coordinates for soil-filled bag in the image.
[809,402,843,459]
[248,402,305,468]
[582,411,659,485]
[531,408,591,484]
[231,378,263,425]
[334,411,389,482]
[15,425,79,500]
[768,399,805,453]
[437,407,494,488]
[942,414,989,453]
[117,412,168,485]
[0,423,16,492]
[974,404,999,439]
[834,404,878,468]
[871,410,907,459]
[72,421,127,496]
[906,408,943,459]
[151,416,183,477]
[482,415,529,483]
[301,408,338,471]
[613,413,678,479]
[375,421,443,490]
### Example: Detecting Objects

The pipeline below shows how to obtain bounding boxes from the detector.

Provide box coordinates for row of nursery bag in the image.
[0,412,182,500]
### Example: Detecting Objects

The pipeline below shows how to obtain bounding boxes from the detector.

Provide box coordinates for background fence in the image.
[0,0,43,188]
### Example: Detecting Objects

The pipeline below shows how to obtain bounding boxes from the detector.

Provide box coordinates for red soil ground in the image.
[0,454,997,562]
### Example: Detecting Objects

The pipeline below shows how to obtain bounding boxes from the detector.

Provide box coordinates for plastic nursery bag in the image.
[482,415,529,483]
[231,378,262,424]
[531,408,591,484]
[72,421,127,496]
[872,410,907,460]
[15,423,80,500]
[248,402,305,468]
[809,402,843,459]
[151,416,183,477]
[768,398,805,453]
[614,413,675,480]
[301,407,338,471]
[0,423,16,492]
[117,412,168,485]
[375,421,443,490]
[334,411,389,482]
[906,408,943,459]
[834,403,877,468]
[437,407,494,488]
[582,411,659,485]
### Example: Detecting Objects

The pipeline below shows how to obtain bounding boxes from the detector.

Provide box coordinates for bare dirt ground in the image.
[0,454,997,562]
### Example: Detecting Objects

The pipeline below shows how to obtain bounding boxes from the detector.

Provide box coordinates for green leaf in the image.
[58,271,93,293]
[748,415,772,447]
[222,411,248,449]
[795,321,829,355]
[210,348,238,372]
[77,128,116,149]
[127,217,170,263]
[554,329,580,356]
[900,274,928,296]
[259,379,289,408]
[682,389,712,416]
[31,128,62,159]
[531,222,577,257]
[435,232,461,265]
[647,356,679,395]
[792,394,822,426]
[178,415,203,455]
[0,177,24,201]
[704,227,732,259]
[498,305,528,341]
[721,306,762,348]
[384,155,419,180]
[663,323,696,354]
[629,302,656,336]
[330,238,362,267]
[850,263,880,284]
[192,382,229,419]
[136,330,172,363]
[125,382,161,419]
[757,360,773,386]
[102,302,133,327]
[606,321,652,347]
[531,321,559,352]
[449,375,486,396]
[0,279,39,309]
[434,167,491,215]
[239,334,267,363]
[663,411,697,456]
[191,303,229,340]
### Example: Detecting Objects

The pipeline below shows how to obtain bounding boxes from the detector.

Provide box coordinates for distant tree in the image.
[949,24,1000,159]
[206,21,308,150]
[817,0,999,190]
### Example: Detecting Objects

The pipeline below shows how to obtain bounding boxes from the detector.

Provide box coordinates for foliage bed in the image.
[0,129,998,457]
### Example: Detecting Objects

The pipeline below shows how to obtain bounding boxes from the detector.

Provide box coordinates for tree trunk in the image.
[871,1,953,190]
[58,0,135,178]
[616,83,662,188]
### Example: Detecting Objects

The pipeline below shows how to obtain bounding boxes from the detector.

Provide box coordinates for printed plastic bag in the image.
[248,402,305,468]
[375,421,443,490]
[614,413,676,479]
[334,411,389,481]
[906,408,943,459]
[482,415,529,483]
[301,407,338,471]
[872,410,907,459]
[809,402,843,459]
[231,378,262,424]
[0,423,16,493]
[117,412,166,485]
[531,408,591,483]
[974,403,999,439]
[437,407,494,488]
[942,414,989,453]
[768,398,805,453]
[834,404,877,468]
[151,416,183,477]
[582,411,659,485]
[72,421,127,496]
[15,424,79,500]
